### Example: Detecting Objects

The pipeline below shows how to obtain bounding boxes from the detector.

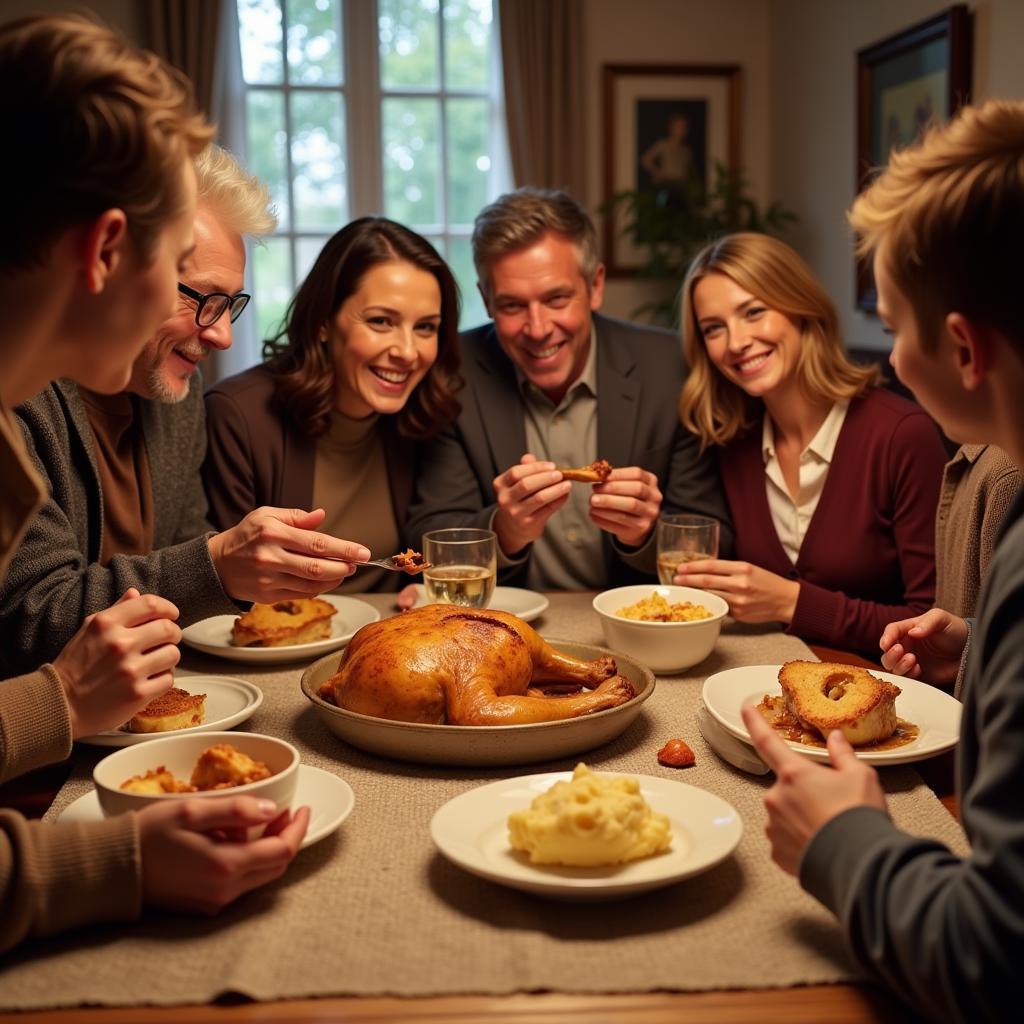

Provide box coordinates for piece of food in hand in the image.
[390,548,431,573]
[557,458,613,483]
[777,660,901,745]
[190,743,272,790]
[615,592,712,622]
[318,604,635,725]
[230,597,337,647]
[119,767,196,795]
[121,687,206,733]
[657,738,696,768]
[508,762,671,866]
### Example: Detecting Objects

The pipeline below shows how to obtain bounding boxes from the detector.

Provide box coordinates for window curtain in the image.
[145,0,220,116]
[498,0,586,197]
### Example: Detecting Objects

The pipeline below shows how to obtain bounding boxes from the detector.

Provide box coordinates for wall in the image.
[583,0,774,322]
[770,0,1024,352]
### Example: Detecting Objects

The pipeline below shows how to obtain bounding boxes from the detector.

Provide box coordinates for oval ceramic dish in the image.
[300,640,655,767]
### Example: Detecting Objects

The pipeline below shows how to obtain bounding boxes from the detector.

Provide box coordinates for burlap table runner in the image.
[0,593,968,1009]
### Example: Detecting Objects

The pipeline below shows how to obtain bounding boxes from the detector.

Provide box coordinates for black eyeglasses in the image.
[178,282,252,327]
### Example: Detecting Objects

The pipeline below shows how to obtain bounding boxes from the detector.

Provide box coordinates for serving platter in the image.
[430,771,742,900]
[301,640,655,767]
[702,664,962,766]
[76,676,263,747]
[181,595,380,664]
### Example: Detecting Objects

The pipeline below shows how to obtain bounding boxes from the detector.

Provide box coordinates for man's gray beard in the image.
[146,363,192,404]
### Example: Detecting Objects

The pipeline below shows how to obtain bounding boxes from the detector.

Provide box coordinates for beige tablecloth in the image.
[0,593,967,1009]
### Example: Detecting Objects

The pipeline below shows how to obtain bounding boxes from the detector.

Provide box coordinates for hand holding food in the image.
[879,608,968,687]
[52,588,182,740]
[741,703,887,876]
[507,763,671,866]
[492,453,572,555]
[587,465,663,548]
[674,558,800,624]
[137,796,310,915]
[208,506,370,603]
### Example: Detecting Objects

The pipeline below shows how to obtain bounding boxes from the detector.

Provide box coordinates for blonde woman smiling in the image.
[676,233,947,655]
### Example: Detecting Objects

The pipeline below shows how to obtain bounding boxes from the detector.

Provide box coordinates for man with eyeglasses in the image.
[0,145,369,674]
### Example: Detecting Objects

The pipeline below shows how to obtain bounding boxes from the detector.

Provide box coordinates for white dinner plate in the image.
[430,771,741,900]
[702,664,962,766]
[77,676,264,747]
[57,764,355,850]
[411,584,549,623]
[181,595,380,664]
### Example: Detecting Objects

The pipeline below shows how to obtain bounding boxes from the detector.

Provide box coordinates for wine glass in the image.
[656,515,720,584]
[422,528,497,608]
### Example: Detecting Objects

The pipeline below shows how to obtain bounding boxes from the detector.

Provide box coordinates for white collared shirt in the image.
[762,400,849,564]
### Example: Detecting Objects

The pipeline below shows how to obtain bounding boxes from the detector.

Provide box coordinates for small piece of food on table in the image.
[767,660,903,746]
[657,738,696,768]
[391,548,431,573]
[615,592,712,622]
[119,744,273,793]
[507,762,671,866]
[557,459,613,483]
[121,687,206,733]
[230,597,337,647]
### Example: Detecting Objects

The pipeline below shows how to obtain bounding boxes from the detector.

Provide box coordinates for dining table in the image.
[0,591,965,1024]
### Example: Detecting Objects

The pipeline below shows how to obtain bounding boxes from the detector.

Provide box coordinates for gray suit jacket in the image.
[405,313,733,588]
[0,379,237,675]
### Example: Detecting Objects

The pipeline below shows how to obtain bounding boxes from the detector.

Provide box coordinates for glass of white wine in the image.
[422,528,497,608]
[656,514,720,584]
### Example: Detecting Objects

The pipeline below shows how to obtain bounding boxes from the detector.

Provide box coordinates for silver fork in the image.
[353,555,431,574]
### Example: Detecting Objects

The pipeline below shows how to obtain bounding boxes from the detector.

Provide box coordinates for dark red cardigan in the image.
[717,388,947,655]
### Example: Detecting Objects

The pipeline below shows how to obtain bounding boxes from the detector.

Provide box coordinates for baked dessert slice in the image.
[557,459,613,483]
[231,597,337,647]
[122,687,206,733]
[190,744,272,790]
[777,660,901,745]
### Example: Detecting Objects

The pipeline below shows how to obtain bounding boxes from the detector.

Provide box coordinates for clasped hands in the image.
[492,453,662,556]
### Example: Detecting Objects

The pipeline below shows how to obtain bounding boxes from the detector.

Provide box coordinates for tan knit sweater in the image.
[0,403,142,953]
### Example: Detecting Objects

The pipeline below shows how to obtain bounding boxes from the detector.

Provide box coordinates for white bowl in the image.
[300,640,655,767]
[93,731,300,818]
[592,585,728,673]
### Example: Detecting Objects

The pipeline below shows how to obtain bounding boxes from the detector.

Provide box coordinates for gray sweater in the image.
[800,487,1024,1022]
[0,379,238,675]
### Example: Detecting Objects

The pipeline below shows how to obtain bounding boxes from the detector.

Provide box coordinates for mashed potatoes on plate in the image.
[507,763,672,866]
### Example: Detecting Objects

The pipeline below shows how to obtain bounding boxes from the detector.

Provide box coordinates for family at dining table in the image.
[2,10,1024,1021]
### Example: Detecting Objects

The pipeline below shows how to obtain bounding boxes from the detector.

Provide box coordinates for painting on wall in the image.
[856,5,972,311]
[602,64,740,277]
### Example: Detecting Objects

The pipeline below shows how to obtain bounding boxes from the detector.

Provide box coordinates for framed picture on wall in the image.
[602,63,741,277]
[855,5,972,311]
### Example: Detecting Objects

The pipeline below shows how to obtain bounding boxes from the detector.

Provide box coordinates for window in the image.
[224,0,509,368]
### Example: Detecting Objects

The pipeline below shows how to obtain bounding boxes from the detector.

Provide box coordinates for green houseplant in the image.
[601,163,797,327]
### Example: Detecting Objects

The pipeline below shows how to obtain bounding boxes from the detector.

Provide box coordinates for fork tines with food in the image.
[356,548,432,574]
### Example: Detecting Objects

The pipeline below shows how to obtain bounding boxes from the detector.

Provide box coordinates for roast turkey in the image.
[318,604,636,725]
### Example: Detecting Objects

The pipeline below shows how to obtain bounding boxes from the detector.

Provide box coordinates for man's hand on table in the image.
[209,506,370,602]
[53,588,181,739]
[138,797,310,914]
[741,704,888,875]
[879,608,968,687]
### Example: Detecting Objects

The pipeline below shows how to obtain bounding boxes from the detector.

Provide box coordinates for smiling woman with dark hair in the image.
[203,217,462,592]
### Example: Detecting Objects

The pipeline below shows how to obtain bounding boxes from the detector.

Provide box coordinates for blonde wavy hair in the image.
[679,233,879,448]
[849,98,1024,353]
[194,144,277,239]
[0,13,213,272]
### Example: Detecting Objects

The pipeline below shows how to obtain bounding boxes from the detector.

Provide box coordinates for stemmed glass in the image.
[422,528,497,608]
[656,515,720,584]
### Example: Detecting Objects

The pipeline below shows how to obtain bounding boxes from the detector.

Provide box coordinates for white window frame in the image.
[214,0,509,378]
